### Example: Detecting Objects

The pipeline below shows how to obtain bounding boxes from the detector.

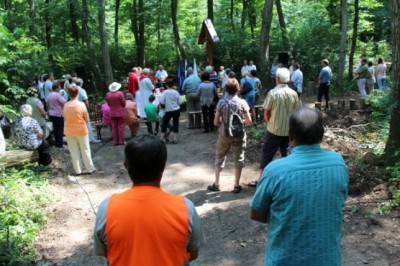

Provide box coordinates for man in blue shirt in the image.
[317,59,333,110]
[250,107,348,266]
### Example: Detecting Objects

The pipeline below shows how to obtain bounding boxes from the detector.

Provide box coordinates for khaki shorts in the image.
[214,134,246,169]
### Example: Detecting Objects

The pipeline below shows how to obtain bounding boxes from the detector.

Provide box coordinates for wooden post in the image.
[360,98,367,110]
[349,99,356,110]
[338,100,345,109]
[315,102,322,110]
[329,102,335,111]
[206,41,213,66]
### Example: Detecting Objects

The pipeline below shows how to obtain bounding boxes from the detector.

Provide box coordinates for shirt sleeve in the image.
[184,198,206,252]
[249,167,273,216]
[80,88,88,101]
[36,99,44,110]
[93,197,110,257]
[263,92,273,110]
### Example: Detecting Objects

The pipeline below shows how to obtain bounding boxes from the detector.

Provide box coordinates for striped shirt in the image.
[263,84,299,136]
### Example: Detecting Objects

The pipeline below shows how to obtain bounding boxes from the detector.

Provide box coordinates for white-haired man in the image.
[155,65,168,82]
[248,68,300,187]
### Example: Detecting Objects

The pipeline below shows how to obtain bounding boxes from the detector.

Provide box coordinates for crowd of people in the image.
[4,58,362,265]
[91,60,348,265]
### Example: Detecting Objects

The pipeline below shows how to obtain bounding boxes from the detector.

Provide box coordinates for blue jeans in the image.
[377,78,385,90]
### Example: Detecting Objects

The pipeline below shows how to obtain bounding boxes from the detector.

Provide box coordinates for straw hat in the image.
[109,82,122,92]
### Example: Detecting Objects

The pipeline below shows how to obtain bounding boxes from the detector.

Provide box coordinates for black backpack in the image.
[223,99,244,137]
[240,78,253,96]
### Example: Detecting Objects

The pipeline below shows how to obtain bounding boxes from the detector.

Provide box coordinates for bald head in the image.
[289,108,324,145]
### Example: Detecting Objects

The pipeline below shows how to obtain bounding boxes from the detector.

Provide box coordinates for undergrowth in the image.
[0,165,53,265]
[366,90,400,213]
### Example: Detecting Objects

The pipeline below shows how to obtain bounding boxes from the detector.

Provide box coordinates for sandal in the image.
[207,183,220,191]
[247,180,258,187]
[232,185,243,193]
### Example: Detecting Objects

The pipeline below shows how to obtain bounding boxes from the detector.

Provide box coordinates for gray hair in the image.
[74,78,83,86]
[186,67,193,75]
[20,104,33,116]
[276,67,291,83]
[125,93,134,100]
[142,68,150,75]
[205,66,213,73]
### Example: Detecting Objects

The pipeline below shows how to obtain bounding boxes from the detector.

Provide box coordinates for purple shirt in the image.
[47,91,66,117]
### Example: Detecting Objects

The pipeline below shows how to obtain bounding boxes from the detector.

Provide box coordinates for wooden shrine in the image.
[198,19,219,66]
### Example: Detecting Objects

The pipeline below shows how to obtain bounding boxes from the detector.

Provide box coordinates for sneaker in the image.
[90,139,101,143]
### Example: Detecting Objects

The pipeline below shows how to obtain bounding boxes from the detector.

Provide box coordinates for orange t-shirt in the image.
[63,99,88,136]
[105,186,191,266]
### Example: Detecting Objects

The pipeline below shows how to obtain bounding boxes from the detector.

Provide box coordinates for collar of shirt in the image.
[291,144,322,154]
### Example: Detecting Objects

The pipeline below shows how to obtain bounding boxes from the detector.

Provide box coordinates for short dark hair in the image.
[250,69,258,77]
[289,107,324,145]
[52,81,60,90]
[165,78,175,88]
[368,61,373,67]
[201,72,210,81]
[124,135,167,184]
[148,95,155,102]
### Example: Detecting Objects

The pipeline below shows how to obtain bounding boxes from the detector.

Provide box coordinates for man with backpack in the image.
[248,67,300,187]
[207,78,252,193]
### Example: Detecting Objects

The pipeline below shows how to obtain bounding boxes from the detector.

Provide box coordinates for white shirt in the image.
[155,70,168,81]
[376,64,386,79]
[160,89,181,112]
[291,69,303,93]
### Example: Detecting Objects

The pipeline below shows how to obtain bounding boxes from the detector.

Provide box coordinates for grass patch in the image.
[0,165,53,264]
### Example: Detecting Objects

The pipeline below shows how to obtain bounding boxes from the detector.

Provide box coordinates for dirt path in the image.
[35,97,400,266]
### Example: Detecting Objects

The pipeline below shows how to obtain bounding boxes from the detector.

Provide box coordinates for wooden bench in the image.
[2,149,39,168]
[88,103,110,140]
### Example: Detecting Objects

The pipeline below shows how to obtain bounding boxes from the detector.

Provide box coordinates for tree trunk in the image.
[248,0,257,38]
[275,0,290,51]
[208,0,213,21]
[384,0,400,165]
[157,0,163,42]
[69,0,80,43]
[259,0,274,89]
[131,0,145,67]
[348,0,359,80]
[28,0,35,36]
[171,0,186,61]
[336,0,348,89]
[98,0,114,87]
[115,0,120,46]
[44,0,54,66]
[230,0,235,31]
[81,0,104,93]
[241,0,247,29]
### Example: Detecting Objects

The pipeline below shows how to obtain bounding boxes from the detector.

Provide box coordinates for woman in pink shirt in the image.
[63,84,96,175]
[106,82,126,145]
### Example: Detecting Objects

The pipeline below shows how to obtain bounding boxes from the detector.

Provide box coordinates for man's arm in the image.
[214,111,221,127]
[185,198,206,262]
[264,109,271,123]
[250,209,267,223]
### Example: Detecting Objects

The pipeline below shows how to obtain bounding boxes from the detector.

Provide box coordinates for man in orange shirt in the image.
[94,135,206,265]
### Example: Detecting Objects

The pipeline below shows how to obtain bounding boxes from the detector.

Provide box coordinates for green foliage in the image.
[247,126,264,141]
[0,166,53,264]
[367,89,393,120]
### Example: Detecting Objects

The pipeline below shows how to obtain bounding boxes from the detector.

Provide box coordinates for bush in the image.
[0,166,53,264]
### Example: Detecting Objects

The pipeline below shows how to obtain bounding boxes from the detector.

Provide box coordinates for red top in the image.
[127,73,139,96]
